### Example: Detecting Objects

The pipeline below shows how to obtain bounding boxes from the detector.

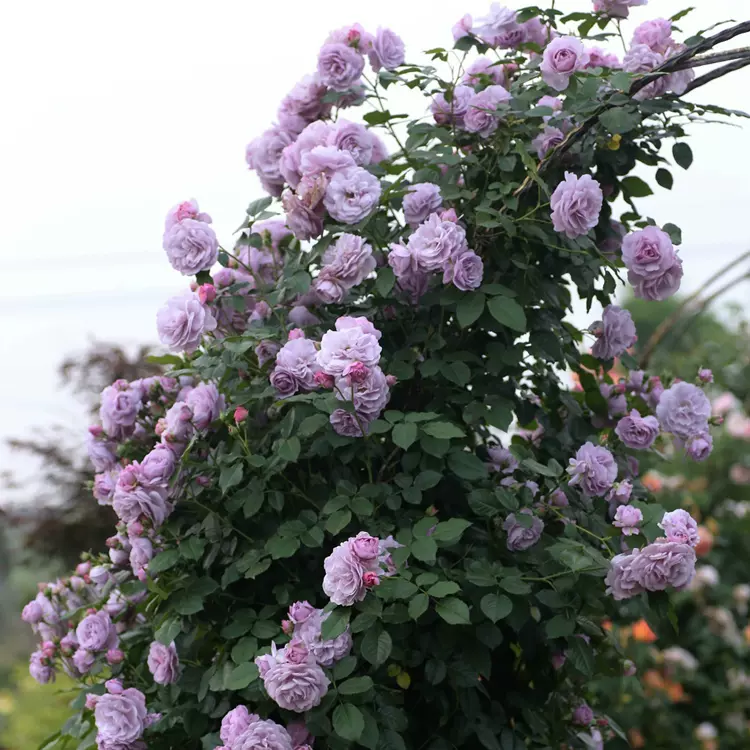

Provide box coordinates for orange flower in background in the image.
[632,619,657,643]
[665,680,686,703]
[642,472,663,493]
[695,526,714,557]
[601,619,612,632]
[628,729,646,748]
[744,624,750,644]
[643,669,665,691]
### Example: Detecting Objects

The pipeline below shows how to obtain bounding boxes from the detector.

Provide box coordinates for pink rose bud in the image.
[154,418,167,436]
[426,505,438,516]
[196,475,211,487]
[189,281,198,291]
[314,371,335,389]
[88,425,103,437]
[234,406,249,423]
[281,619,294,635]
[198,283,216,304]
[344,361,369,384]
[698,368,713,383]
[347,28,361,45]
[42,641,56,658]
[288,328,306,340]
[105,678,124,695]
[711,415,724,426]
[440,208,459,223]
[86,608,97,615]
[385,375,398,387]
[85,694,99,710]
[613,383,626,395]
[383,305,397,320]
[76,561,91,576]
[136,569,148,582]
[363,571,380,588]
[107,649,125,665]
[128,521,144,537]
[551,651,566,670]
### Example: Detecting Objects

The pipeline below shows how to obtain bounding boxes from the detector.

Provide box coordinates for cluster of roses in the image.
[213,708,312,750]
[269,315,393,438]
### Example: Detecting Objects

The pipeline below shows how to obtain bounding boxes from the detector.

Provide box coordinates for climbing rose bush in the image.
[21,4,742,749]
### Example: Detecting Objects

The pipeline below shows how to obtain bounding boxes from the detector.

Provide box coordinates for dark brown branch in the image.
[685,57,750,93]
[671,47,750,70]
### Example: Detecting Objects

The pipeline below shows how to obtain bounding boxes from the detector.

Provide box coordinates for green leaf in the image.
[219,463,244,493]
[545,615,576,638]
[298,413,329,437]
[224,662,259,690]
[448,451,488,481]
[376,267,396,297]
[155,618,181,646]
[333,704,364,742]
[421,422,465,440]
[148,549,180,575]
[265,535,300,559]
[480,593,513,623]
[487,296,526,332]
[598,106,641,134]
[408,592,429,619]
[567,637,595,676]
[231,636,258,664]
[431,518,472,543]
[441,361,471,385]
[411,536,437,563]
[278,437,301,462]
[325,509,352,535]
[435,597,471,625]
[146,353,183,367]
[321,607,351,640]
[673,141,693,169]
[521,458,558,477]
[426,581,460,598]
[338,676,374,695]
[361,627,392,666]
[172,593,204,616]
[414,470,441,490]
[247,196,273,216]
[655,168,673,190]
[621,176,653,198]
[333,655,357,680]
[392,422,418,450]
[377,577,418,600]
[456,292,486,328]
[662,222,682,245]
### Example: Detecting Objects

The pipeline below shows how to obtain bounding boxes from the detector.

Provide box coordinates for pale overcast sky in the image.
[0,0,748,490]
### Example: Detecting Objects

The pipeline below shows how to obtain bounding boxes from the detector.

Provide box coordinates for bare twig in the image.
[685,57,750,93]
[671,46,750,70]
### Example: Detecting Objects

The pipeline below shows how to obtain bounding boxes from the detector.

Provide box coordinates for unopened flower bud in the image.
[288,328,306,341]
[234,406,249,423]
[85,694,99,710]
[107,649,125,665]
[314,371,335,389]
[281,619,294,635]
[363,571,380,588]
[88,425,104,437]
[440,208,459,223]
[385,375,398,387]
[698,368,713,384]
[198,283,216,304]
[196,475,211,487]
[623,659,637,676]
[344,361,369,384]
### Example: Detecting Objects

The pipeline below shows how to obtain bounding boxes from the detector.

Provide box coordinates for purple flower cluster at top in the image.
[606,510,697,600]
[388,211,483,302]
[593,0,647,19]
[322,531,400,606]
[162,199,218,276]
[470,4,555,49]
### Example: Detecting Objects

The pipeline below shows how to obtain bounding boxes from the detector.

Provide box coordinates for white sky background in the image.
[0,0,748,495]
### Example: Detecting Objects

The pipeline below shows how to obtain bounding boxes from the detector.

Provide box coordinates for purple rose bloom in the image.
[656,382,711,439]
[277,74,330,135]
[327,120,377,166]
[550,172,603,238]
[269,367,298,399]
[77,610,117,652]
[445,250,484,291]
[623,44,668,100]
[369,28,405,71]
[403,183,442,228]
[288,601,316,625]
[317,325,382,376]
[87,433,117,472]
[300,145,356,180]
[629,540,696,592]
[94,470,119,505]
[164,199,211,231]
[99,382,142,441]
[318,232,376,292]
[503,510,544,551]
[94,689,148,746]
[113,484,171,528]
[632,18,673,54]
[72,648,95,675]
[573,704,594,726]
[590,305,637,360]
[630,257,683,301]
[233,719,293,750]
[532,126,565,158]
[323,541,367,605]
[220,706,260,747]
[282,188,325,242]
[162,219,218,276]
[276,337,320,390]
[246,125,296,197]
[317,43,365,91]
[129,535,153,579]
[139,445,176,487]
[463,56,508,86]
[255,340,281,367]
[613,505,643,536]
[408,213,468,273]
[567,442,617,496]
[659,509,699,547]
[472,4,518,46]
[586,47,621,69]
[431,85,473,127]
[686,431,713,461]
[487,445,518,474]
[594,0,648,20]
[157,291,217,354]
[262,650,330,713]
[162,401,195,445]
[323,167,381,225]
[21,599,43,624]
[335,365,390,422]
[622,226,676,280]
[147,641,179,685]
[296,610,353,667]
[605,550,645,600]
[541,37,590,91]
[615,409,660,449]
[186,382,223,430]
[464,85,511,137]
[330,409,367,437]
[29,651,55,684]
